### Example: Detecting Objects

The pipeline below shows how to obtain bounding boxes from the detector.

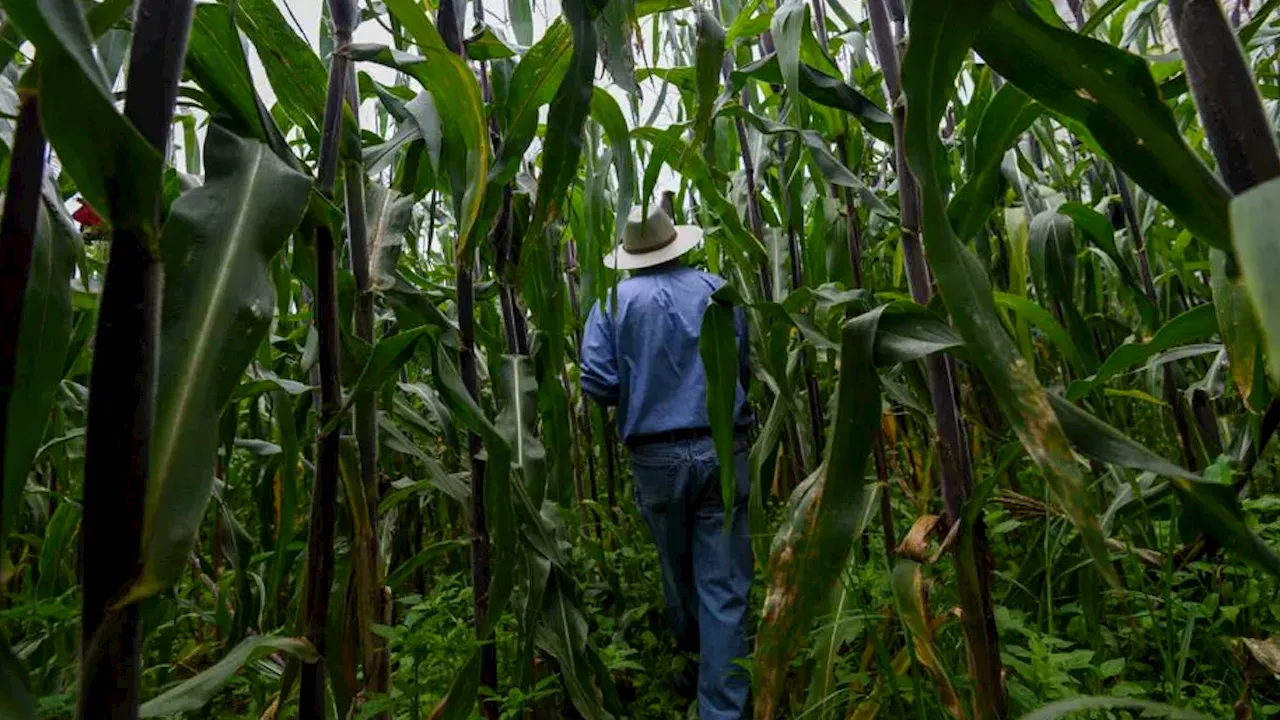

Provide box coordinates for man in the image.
[581,207,753,719]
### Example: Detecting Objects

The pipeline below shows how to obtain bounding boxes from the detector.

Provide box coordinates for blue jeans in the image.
[629,435,752,719]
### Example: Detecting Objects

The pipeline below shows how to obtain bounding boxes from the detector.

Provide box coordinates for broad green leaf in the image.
[889,561,966,720]
[0,641,33,720]
[595,0,637,93]
[1231,176,1280,387]
[1210,248,1269,411]
[431,650,482,720]
[465,25,517,61]
[1049,394,1280,579]
[130,127,310,602]
[1028,209,1099,370]
[362,3,490,257]
[1058,201,1156,328]
[732,53,893,142]
[529,0,596,241]
[536,573,611,719]
[755,307,880,716]
[993,292,1086,376]
[949,84,1041,240]
[805,579,859,718]
[1066,304,1218,400]
[2,204,74,549]
[186,2,294,166]
[693,6,727,148]
[496,355,547,509]
[430,343,514,635]
[717,104,858,187]
[139,636,317,717]
[35,500,78,601]
[235,0,328,144]
[748,393,788,565]
[770,0,806,113]
[902,0,1117,585]
[869,301,963,366]
[1,0,162,235]
[974,2,1233,250]
[590,87,635,247]
[1021,696,1211,719]
[386,539,468,589]
[509,0,534,46]
[700,297,740,523]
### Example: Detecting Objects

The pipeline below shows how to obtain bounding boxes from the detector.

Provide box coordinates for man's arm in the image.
[581,301,620,405]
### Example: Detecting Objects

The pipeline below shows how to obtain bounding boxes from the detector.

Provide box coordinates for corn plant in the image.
[3,0,1280,719]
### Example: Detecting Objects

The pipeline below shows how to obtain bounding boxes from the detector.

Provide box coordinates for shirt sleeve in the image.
[581,301,620,405]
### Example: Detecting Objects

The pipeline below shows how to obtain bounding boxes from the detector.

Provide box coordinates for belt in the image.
[626,425,750,448]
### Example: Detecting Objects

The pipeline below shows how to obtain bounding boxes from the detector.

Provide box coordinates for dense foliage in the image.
[3,0,1280,718]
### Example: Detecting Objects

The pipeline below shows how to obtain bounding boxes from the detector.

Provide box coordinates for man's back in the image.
[581,264,749,442]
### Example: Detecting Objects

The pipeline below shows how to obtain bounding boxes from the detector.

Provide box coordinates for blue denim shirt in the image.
[581,265,751,441]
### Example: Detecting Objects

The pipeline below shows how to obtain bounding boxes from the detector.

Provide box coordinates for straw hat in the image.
[603,207,703,270]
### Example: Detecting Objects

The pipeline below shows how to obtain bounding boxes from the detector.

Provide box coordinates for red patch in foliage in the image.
[72,201,103,227]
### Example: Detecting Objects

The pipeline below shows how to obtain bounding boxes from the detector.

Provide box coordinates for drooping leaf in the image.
[755,307,881,716]
[889,561,967,720]
[496,355,547,508]
[974,2,1233,250]
[1049,394,1280,579]
[358,4,490,257]
[528,0,597,241]
[701,296,740,523]
[590,87,635,249]
[0,641,33,720]
[129,127,311,603]
[138,636,318,717]
[594,0,636,93]
[1230,175,1280,386]
[1,0,162,235]
[1210,248,1269,411]
[902,0,1117,585]
[465,24,518,61]
[185,2,294,165]
[1,204,74,549]
[731,53,893,142]
[1066,304,1218,400]
[235,0,328,144]
[949,83,1041,240]
[717,104,859,187]
[692,6,727,148]
[770,0,806,114]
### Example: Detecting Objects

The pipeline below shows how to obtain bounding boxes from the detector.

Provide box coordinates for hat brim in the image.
[603,225,703,270]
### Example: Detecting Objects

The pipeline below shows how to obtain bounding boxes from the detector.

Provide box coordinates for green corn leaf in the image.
[465,24,518,61]
[363,2,490,258]
[186,2,294,166]
[770,0,806,114]
[732,53,893,143]
[430,343,515,636]
[716,104,858,187]
[594,0,637,93]
[1230,175,1280,387]
[1210,248,1269,411]
[755,307,881,716]
[590,87,635,247]
[35,500,78,601]
[127,127,311,603]
[537,572,612,719]
[528,0,597,242]
[693,5,727,148]
[235,0,328,145]
[902,0,1117,586]
[700,296,740,525]
[496,355,547,510]
[993,292,1086,376]
[1,204,74,549]
[138,635,318,717]
[949,83,1041,240]
[1049,394,1280,579]
[1066,304,1218,400]
[974,2,1233,251]
[0,641,34,720]
[1058,201,1157,328]
[1,0,161,236]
